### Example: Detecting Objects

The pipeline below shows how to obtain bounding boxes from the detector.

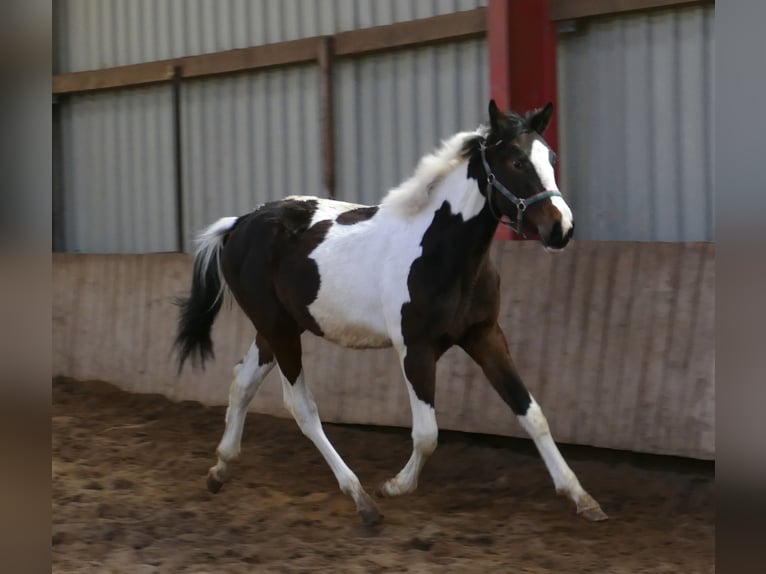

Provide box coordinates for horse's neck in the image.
[428,167,487,223]
[415,170,498,270]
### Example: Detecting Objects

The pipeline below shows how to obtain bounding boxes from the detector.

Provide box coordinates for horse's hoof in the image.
[579,504,608,521]
[374,479,411,498]
[575,492,607,521]
[359,506,383,526]
[207,475,223,494]
[357,490,383,525]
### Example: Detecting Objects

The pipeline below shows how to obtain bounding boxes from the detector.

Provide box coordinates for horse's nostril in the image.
[550,221,563,244]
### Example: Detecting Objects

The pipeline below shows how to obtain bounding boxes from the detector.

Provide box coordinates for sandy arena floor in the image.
[52,378,714,573]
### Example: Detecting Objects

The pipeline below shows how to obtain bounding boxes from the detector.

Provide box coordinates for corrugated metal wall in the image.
[59,86,178,253]
[557,5,714,242]
[55,2,714,251]
[55,1,489,252]
[181,67,321,252]
[337,40,488,205]
[55,0,487,73]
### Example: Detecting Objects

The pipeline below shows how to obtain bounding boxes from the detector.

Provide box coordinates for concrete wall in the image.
[53,241,714,459]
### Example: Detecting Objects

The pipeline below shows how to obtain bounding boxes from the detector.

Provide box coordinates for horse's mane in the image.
[380,109,538,217]
[380,127,488,217]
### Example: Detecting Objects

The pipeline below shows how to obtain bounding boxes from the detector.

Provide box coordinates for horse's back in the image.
[221,196,398,348]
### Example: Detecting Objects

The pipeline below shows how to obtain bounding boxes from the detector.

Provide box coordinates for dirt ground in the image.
[52,378,714,573]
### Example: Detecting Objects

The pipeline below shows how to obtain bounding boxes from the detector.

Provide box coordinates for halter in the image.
[479,142,562,238]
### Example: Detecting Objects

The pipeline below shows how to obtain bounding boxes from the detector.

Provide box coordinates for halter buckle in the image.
[517,198,527,212]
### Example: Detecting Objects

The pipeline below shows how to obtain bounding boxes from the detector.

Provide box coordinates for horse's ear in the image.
[529,102,554,134]
[488,99,503,132]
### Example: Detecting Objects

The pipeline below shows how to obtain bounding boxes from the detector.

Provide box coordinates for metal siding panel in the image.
[394,51,417,200]
[336,39,488,207]
[60,86,175,252]
[57,0,488,71]
[648,11,677,241]
[677,9,706,241]
[703,8,715,239]
[58,3,488,252]
[376,54,398,197]
[316,0,336,35]
[558,6,714,242]
[182,68,320,250]
[623,15,653,241]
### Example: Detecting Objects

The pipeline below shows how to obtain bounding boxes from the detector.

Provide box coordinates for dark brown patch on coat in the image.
[336,206,379,225]
[400,200,501,406]
[399,158,536,416]
[216,198,333,384]
[255,333,274,366]
[274,219,333,338]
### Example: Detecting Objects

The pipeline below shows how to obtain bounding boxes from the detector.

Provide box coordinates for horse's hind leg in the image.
[207,334,275,493]
[274,333,382,525]
[461,323,607,521]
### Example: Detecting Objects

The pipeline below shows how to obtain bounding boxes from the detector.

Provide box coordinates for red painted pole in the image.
[487,0,559,240]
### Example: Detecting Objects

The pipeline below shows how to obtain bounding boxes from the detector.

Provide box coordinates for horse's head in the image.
[472,100,574,251]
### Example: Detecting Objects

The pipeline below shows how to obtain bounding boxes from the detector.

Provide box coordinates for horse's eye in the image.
[512,160,523,170]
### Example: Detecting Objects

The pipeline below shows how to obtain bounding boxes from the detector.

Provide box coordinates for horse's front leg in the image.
[460,322,607,521]
[376,343,438,497]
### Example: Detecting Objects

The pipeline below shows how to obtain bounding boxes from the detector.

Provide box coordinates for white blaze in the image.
[529,139,573,235]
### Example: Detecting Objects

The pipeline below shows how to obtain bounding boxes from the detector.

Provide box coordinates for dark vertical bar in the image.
[52,96,66,251]
[318,37,336,198]
[172,65,185,252]
[51,0,65,251]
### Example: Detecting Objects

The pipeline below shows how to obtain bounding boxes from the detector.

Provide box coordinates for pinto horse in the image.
[174,100,607,524]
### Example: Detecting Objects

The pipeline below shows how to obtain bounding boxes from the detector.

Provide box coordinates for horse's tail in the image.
[173,216,239,374]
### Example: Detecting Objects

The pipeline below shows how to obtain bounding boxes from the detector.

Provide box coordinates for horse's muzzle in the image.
[543,220,574,251]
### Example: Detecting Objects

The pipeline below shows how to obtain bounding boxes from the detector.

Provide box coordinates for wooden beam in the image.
[334,8,487,57]
[317,37,336,199]
[52,8,488,95]
[53,61,175,94]
[550,0,714,21]
[178,37,319,79]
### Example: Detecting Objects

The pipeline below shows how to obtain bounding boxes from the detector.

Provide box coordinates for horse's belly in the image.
[308,297,392,349]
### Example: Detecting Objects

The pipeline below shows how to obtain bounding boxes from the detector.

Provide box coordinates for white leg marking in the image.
[517,397,605,518]
[216,342,274,461]
[209,341,274,484]
[281,370,379,519]
[379,380,438,497]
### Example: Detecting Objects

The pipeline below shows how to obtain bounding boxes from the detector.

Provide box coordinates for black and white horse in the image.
[175,100,606,524]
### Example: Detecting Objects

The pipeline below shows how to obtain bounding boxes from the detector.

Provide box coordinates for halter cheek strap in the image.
[479,144,562,238]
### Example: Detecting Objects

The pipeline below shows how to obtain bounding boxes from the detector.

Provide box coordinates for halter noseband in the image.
[479,141,562,238]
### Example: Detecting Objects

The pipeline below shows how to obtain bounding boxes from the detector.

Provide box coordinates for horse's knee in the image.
[518,401,551,439]
[413,426,438,457]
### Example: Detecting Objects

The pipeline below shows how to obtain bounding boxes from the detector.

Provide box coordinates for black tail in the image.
[173,216,238,373]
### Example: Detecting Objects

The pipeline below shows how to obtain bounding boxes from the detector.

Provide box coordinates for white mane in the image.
[381,127,487,217]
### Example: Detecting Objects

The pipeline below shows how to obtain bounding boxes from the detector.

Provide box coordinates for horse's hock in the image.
[52,240,714,460]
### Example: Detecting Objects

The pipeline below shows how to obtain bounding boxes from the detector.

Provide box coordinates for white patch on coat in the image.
[381,128,488,217]
[529,140,573,234]
[306,160,486,349]
[308,198,366,227]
